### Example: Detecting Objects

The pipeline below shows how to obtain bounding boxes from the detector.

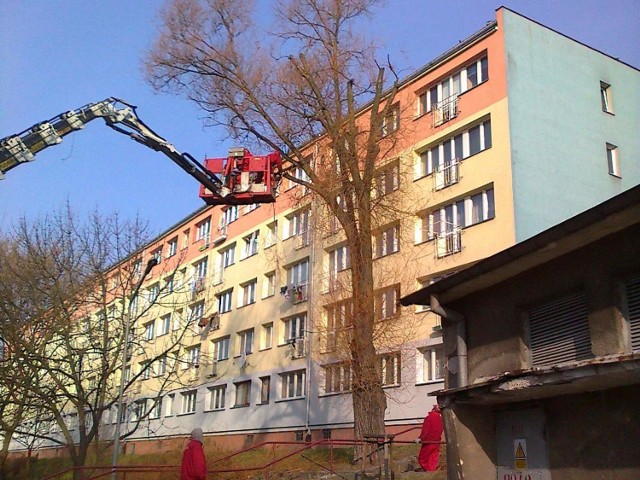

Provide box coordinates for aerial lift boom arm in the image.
[0,97,282,205]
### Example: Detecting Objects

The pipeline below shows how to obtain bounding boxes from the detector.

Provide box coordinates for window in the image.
[287,259,309,288]
[217,289,233,313]
[189,301,205,326]
[263,271,276,298]
[244,203,259,214]
[165,394,174,417]
[418,56,488,117]
[147,283,160,304]
[183,344,201,369]
[287,165,311,190]
[285,208,310,244]
[324,362,351,393]
[325,300,352,352]
[167,237,178,258]
[283,313,306,343]
[600,81,613,113]
[329,245,350,274]
[196,218,211,242]
[181,390,197,414]
[375,285,400,320]
[237,328,254,355]
[143,321,155,341]
[374,161,400,197]
[281,370,306,399]
[151,247,163,265]
[159,314,171,336]
[234,380,251,407]
[194,257,208,280]
[182,229,190,250]
[156,354,167,376]
[374,224,399,258]
[221,243,236,268]
[242,231,259,258]
[260,376,271,404]
[261,323,273,350]
[208,385,226,410]
[164,275,174,295]
[416,187,495,244]
[607,143,620,177]
[131,400,145,422]
[381,104,400,136]
[419,346,445,383]
[140,361,152,380]
[149,397,162,419]
[132,259,142,277]
[221,206,238,227]
[416,120,491,179]
[265,221,278,248]
[380,352,401,386]
[528,292,593,367]
[238,280,257,307]
[213,337,230,361]
[173,309,183,331]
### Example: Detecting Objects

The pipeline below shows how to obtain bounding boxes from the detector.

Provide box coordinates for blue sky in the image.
[1,0,638,236]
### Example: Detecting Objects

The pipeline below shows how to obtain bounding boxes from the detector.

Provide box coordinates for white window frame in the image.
[143,320,155,341]
[376,285,400,320]
[167,237,178,257]
[217,289,233,313]
[374,224,399,258]
[418,346,445,383]
[261,323,273,350]
[265,221,278,248]
[213,337,230,361]
[282,313,306,343]
[234,380,251,407]
[380,352,401,387]
[324,362,351,394]
[242,231,259,259]
[238,279,257,307]
[237,328,254,356]
[607,143,620,177]
[280,369,306,399]
[159,314,171,336]
[180,390,197,414]
[600,81,613,113]
[262,271,276,298]
[208,385,226,410]
[221,243,236,268]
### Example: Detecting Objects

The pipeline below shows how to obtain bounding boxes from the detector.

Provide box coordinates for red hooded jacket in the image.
[418,408,444,471]
[180,438,207,480]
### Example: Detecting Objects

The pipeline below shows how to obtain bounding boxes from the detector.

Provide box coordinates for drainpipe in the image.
[304,223,315,440]
[429,294,467,388]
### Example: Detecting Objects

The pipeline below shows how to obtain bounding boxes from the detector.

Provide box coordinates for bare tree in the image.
[0,208,196,478]
[146,0,410,455]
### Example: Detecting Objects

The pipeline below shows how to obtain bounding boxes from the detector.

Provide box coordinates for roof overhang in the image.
[433,354,640,406]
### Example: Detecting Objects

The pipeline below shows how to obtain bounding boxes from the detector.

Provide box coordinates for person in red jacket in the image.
[181,428,207,480]
[417,404,444,471]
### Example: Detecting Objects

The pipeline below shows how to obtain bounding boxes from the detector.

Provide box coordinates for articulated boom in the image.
[0,98,282,206]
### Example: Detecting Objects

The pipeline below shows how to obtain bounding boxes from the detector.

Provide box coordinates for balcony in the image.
[432,94,459,128]
[435,229,462,258]
[434,160,460,191]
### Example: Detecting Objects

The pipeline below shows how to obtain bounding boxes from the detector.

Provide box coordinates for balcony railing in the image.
[435,229,462,258]
[434,160,460,191]
[432,94,459,127]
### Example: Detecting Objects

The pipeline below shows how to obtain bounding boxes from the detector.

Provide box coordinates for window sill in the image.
[177,412,196,417]
[319,390,351,398]
[231,404,250,409]
[415,379,445,387]
[275,396,305,403]
[204,408,225,413]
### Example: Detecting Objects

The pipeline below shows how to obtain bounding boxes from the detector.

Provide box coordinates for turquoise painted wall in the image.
[501,9,640,242]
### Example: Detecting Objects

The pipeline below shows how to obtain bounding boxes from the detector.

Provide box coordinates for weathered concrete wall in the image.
[544,385,640,480]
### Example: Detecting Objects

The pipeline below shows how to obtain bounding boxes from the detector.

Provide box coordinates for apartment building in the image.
[12,7,638,456]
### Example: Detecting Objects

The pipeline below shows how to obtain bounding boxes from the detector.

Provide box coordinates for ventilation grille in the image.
[626,276,640,351]
[528,292,593,367]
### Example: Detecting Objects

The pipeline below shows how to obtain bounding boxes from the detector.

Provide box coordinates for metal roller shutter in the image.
[625,276,640,351]
[528,292,593,367]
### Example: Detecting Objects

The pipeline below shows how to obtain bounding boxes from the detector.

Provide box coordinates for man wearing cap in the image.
[181,428,207,480]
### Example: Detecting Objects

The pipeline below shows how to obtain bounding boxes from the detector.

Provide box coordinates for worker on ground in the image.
[181,427,207,480]
[416,404,444,471]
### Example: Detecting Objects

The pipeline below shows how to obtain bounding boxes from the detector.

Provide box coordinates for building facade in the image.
[11,7,639,456]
